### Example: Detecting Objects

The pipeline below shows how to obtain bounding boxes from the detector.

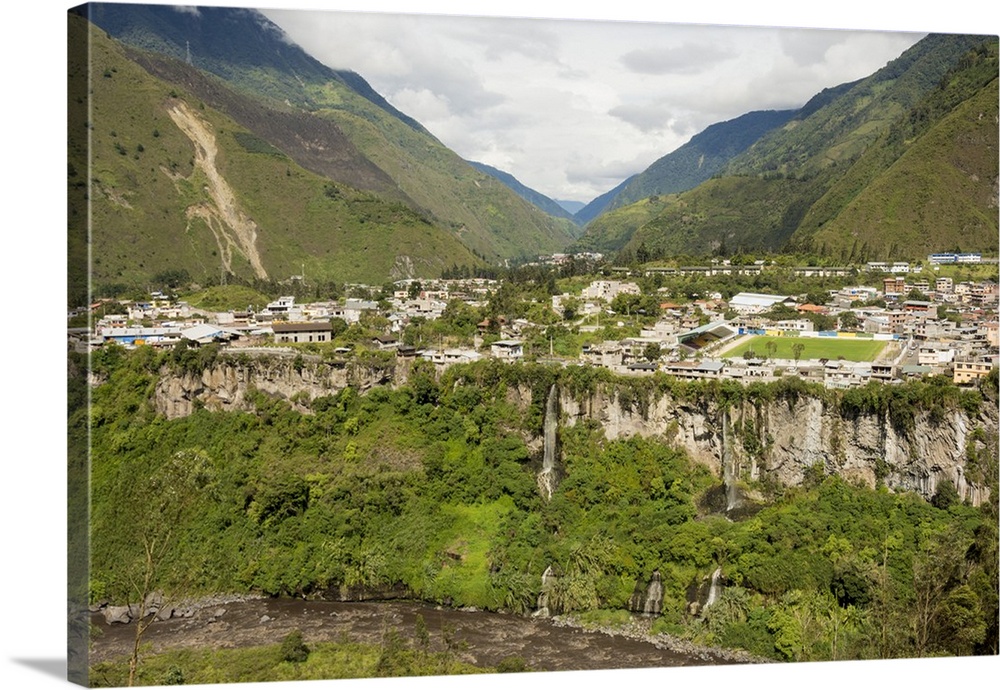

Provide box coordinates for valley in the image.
[67,4,999,687]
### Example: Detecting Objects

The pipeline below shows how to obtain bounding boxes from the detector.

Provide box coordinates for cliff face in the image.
[152,354,400,419]
[557,386,995,506]
[147,355,995,505]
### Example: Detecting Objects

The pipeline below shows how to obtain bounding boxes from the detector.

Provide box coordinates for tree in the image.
[931,479,960,510]
[105,448,216,686]
[791,342,805,364]
[643,341,661,363]
[839,311,859,331]
[911,524,975,657]
[765,340,778,360]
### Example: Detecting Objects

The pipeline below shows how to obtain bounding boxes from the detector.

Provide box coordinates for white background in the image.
[2,1,997,689]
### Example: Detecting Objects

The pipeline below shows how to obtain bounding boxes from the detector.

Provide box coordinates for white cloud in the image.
[620,44,735,76]
[257,4,944,203]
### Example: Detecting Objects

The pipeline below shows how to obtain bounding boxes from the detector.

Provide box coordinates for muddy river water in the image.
[91,597,753,672]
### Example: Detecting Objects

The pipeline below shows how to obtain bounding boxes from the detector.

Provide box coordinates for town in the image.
[72,252,999,390]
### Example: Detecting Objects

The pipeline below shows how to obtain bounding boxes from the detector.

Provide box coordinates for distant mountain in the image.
[466,160,581,230]
[576,33,998,262]
[71,3,576,297]
[577,109,797,228]
[574,179,631,226]
[555,200,586,215]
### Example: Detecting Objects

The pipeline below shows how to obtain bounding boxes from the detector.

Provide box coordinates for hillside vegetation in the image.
[77,4,576,287]
[577,109,798,226]
[577,34,998,262]
[83,349,999,664]
[70,14,483,293]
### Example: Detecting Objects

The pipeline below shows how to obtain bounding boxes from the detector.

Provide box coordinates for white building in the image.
[582,280,641,302]
[491,340,524,360]
[728,292,795,315]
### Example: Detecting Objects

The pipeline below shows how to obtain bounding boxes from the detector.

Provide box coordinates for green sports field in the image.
[721,335,890,362]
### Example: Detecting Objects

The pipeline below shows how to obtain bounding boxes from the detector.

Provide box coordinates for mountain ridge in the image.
[576,32,998,261]
[76,3,577,275]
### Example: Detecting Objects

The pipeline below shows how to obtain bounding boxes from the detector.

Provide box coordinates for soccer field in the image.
[721,335,889,362]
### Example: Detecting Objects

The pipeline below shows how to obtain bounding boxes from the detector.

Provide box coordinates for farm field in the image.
[721,335,890,362]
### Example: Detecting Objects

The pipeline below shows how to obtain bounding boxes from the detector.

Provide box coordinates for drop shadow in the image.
[11,658,66,681]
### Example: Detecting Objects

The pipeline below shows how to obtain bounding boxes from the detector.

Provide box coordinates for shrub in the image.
[280,629,310,663]
[496,656,529,673]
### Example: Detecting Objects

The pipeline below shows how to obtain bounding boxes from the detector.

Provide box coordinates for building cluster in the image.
[72,268,998,389]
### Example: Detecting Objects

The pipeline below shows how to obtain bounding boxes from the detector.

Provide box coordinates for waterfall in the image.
[704,567,722,609]
[534,565,555,618]
[537,384,559,500]
[722,408,739,513]
[643,571,663,615]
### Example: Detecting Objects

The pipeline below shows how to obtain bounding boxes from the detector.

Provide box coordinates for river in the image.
[90,597,754,672]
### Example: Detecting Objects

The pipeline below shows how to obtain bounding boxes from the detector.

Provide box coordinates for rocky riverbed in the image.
[90,596,761,672]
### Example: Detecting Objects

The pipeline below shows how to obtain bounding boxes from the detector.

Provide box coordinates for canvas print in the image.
[67,2,999,687]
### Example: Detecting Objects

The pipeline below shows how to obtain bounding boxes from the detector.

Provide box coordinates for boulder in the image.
[103,606,132,625]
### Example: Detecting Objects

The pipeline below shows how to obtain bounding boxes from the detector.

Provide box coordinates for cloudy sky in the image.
[249,1,950,204]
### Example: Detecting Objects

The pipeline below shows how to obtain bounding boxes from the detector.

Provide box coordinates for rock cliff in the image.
[147,354,995,505]
[556,384,995,506]
[152,352,401,419]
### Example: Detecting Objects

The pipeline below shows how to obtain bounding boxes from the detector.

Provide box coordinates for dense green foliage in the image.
[88,348,998,671]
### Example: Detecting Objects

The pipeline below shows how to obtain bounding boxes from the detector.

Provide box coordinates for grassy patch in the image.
[722,335,888,362]
[89,638,485,687]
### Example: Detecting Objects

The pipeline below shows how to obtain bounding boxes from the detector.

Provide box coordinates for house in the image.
[581,280,641,302]
[661,360,725,381]
[271,321,333,344]
[883,276,906,296]
[261,296,296,315]
[823,361,871,389]
[100,326,182,347]
[396,345,420,359]
[372,334,399,351]
[871,363,896,383]
[581,341,623,368]
[954,358,996,385]
[626,361,658,375]
[491,340,524,360]
[422,349,482,366]
[917,343,956,367]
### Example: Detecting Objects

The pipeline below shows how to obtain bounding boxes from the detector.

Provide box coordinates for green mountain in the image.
[70,4,576,299]
[466,160,582,230]
[69,12,485,294]
[574,109,797,226]
[577,33,998,261]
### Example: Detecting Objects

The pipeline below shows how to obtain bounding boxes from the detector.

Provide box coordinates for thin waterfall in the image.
[705,567,722,609]
[538,384,559,500]
[534,565,555,617]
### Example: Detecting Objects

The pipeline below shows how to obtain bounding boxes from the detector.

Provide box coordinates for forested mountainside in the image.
[573,109,798,228]
[467,161,583,228]
[575,34,998,262]
[70,6,577,301]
